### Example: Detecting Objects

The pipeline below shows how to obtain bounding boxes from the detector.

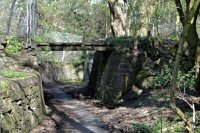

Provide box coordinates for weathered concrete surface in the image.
[1,74,46,133]
[39,62,83,83]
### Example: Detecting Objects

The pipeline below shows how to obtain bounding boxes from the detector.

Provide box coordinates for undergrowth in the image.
[72,52,85,68]
[132,119,200,133]
[149,64,196,89]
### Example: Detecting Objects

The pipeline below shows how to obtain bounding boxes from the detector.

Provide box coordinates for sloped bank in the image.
[1,73,46,133]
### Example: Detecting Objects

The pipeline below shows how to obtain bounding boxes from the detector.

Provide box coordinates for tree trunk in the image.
[171,0,200,132]
[108,0,129,37]
[7,0,17,34]
[186,9,199,67]
[27,0,38,40]
[31,0,38,39]
[174,0,200,64]
[174,0,200,89]
[196,40,200,89]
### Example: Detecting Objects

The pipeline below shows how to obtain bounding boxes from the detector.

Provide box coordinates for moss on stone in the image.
[135,70,154,89]
[1,80,9,92]
[2,114,16,131]
[1,74,46,132]
[141,76,154,89]
[1,70,28,78]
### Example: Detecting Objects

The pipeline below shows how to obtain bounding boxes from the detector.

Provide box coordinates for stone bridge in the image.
[28,39,140,106]
[1,38,177,106]
[1,39,135,105]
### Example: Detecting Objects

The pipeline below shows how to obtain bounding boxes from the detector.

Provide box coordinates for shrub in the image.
[132,123,150,133]
[177,66,196,89]
[72,52,86,68]
[149,64,172,89]
[5,37,23,55]
[149,64,196,89]
[173,125,186,132]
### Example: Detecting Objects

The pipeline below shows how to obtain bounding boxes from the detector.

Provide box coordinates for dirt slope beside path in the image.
[31,83,109,133]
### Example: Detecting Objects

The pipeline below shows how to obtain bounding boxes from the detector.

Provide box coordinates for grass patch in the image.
[46,60,61,64]
[33,36,45,43]
[1,70,28,78]
[62,80,87,91]
[63,80,86,87]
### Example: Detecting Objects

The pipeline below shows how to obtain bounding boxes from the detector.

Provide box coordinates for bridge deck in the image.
[24,42,113,51]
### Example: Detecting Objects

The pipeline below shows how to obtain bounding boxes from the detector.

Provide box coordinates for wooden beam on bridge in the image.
[24,42,113,51]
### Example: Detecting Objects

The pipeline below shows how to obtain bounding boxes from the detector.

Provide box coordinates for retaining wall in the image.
[1,74,46,132]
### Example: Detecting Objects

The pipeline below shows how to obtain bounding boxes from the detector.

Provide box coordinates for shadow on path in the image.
[44,82,109,133]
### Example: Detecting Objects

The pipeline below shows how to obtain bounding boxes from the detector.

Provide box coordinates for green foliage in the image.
[149,64,196,89]
[46,60,60,64]
[174,115,182,122]
[177,66,196,89]
[38,0,109,40]
[168,33,179,41]
[0,31,6,36]
[173,125,186,132]
[152,121,162,132]
[105,36,144,46]
[132,123,150,133]
[195,128,200,133]
[128,0,178,38]
[152,116,186,132]
[5,37,23,55]
[1,70,28,78]
[72,52,85,68]
[149,64,172,89]
[149,111,163,133]
[33,36,45,43]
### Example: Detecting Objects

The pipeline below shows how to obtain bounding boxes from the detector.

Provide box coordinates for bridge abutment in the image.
[87,51,112,97]
[87,38,178,106]
[88,41,140,105]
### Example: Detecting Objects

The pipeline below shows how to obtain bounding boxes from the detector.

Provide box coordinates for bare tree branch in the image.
[174,0,186,24]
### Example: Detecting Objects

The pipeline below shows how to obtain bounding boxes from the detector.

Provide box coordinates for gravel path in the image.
[31,83,108,133]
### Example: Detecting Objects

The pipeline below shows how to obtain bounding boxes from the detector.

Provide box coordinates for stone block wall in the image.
[95,45,139,105]
[1,74,46,132]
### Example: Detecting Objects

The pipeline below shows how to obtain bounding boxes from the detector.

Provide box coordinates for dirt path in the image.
[31,83,109,133]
